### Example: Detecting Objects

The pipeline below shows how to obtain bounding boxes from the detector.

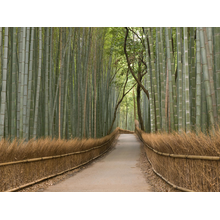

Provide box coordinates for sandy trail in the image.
[44,134,152,192]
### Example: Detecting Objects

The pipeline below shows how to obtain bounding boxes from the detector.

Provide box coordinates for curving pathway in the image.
[44,134,152,192]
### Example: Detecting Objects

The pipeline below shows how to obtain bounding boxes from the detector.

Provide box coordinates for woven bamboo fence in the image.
[0,128,119,192]
[135,127,220,192]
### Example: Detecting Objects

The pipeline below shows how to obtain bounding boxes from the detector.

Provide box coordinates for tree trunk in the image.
[136,60,145,130]
[33,27,42,138]
[0,27,9,139]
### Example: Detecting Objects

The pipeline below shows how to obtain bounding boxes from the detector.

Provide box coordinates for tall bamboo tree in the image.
[214,27,220,124]
[33,27,42,138]
[0,27,8,139]
[199,27,215,132]
[176,27,183,131]
[183,27,191,133]
[165,27,175,131]
[11,27,17,139]
[196,27,202,134]
[23,27,30,140]
[148,28,161,131]
[204,27,217,126]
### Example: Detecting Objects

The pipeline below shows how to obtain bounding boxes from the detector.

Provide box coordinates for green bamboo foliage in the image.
[2,27,220,141]
[0,28,117,138]
[0,27,119,141]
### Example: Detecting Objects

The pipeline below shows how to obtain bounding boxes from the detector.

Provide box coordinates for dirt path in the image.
[43,134,152,192]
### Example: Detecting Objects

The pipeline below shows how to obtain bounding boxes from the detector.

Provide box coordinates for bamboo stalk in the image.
[204,27,217,127]
[143,28,155,132]
[214,27,220,125]
[176,27,183,132]
[148,28,161,131]
[11,27,17,139]
[165,28,175,131]
[199,27,215,133]
[0,27,9,139]
[33,28,42,139]
[183,27,191,133]
[196,28,202,134]
[19,27,26,138]
[23,27,30,140]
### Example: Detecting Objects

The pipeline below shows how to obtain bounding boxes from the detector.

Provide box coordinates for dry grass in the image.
[136,127,220,192]
[0,128,119,192]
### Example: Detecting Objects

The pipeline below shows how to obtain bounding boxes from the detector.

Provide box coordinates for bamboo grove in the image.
[0,27,121,141]
[1,27,220,141]
[117,27,220,135]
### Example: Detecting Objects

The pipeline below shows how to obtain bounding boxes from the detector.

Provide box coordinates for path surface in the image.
[44,134,152,192]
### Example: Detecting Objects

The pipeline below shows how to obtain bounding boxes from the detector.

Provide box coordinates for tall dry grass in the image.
[0,128,119,192]
[136,127,220,192]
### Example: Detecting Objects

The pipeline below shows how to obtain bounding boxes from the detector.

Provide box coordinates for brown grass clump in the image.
[136,127,220,192]
[0,128,119,192]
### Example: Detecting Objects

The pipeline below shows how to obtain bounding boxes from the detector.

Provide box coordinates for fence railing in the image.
[0,128,119,192]
[135,127,220,192]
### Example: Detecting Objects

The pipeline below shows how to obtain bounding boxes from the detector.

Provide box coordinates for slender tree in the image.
[23,27,30,140]
[19,27,26,138]
[11,27,17,139]
[214,27,220,124]
[199,27,215,132]
[33,27,42,138]
[196,28,202,134]
[183,27,191,133]
[0,27,9,139]
[165,27,175,131]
